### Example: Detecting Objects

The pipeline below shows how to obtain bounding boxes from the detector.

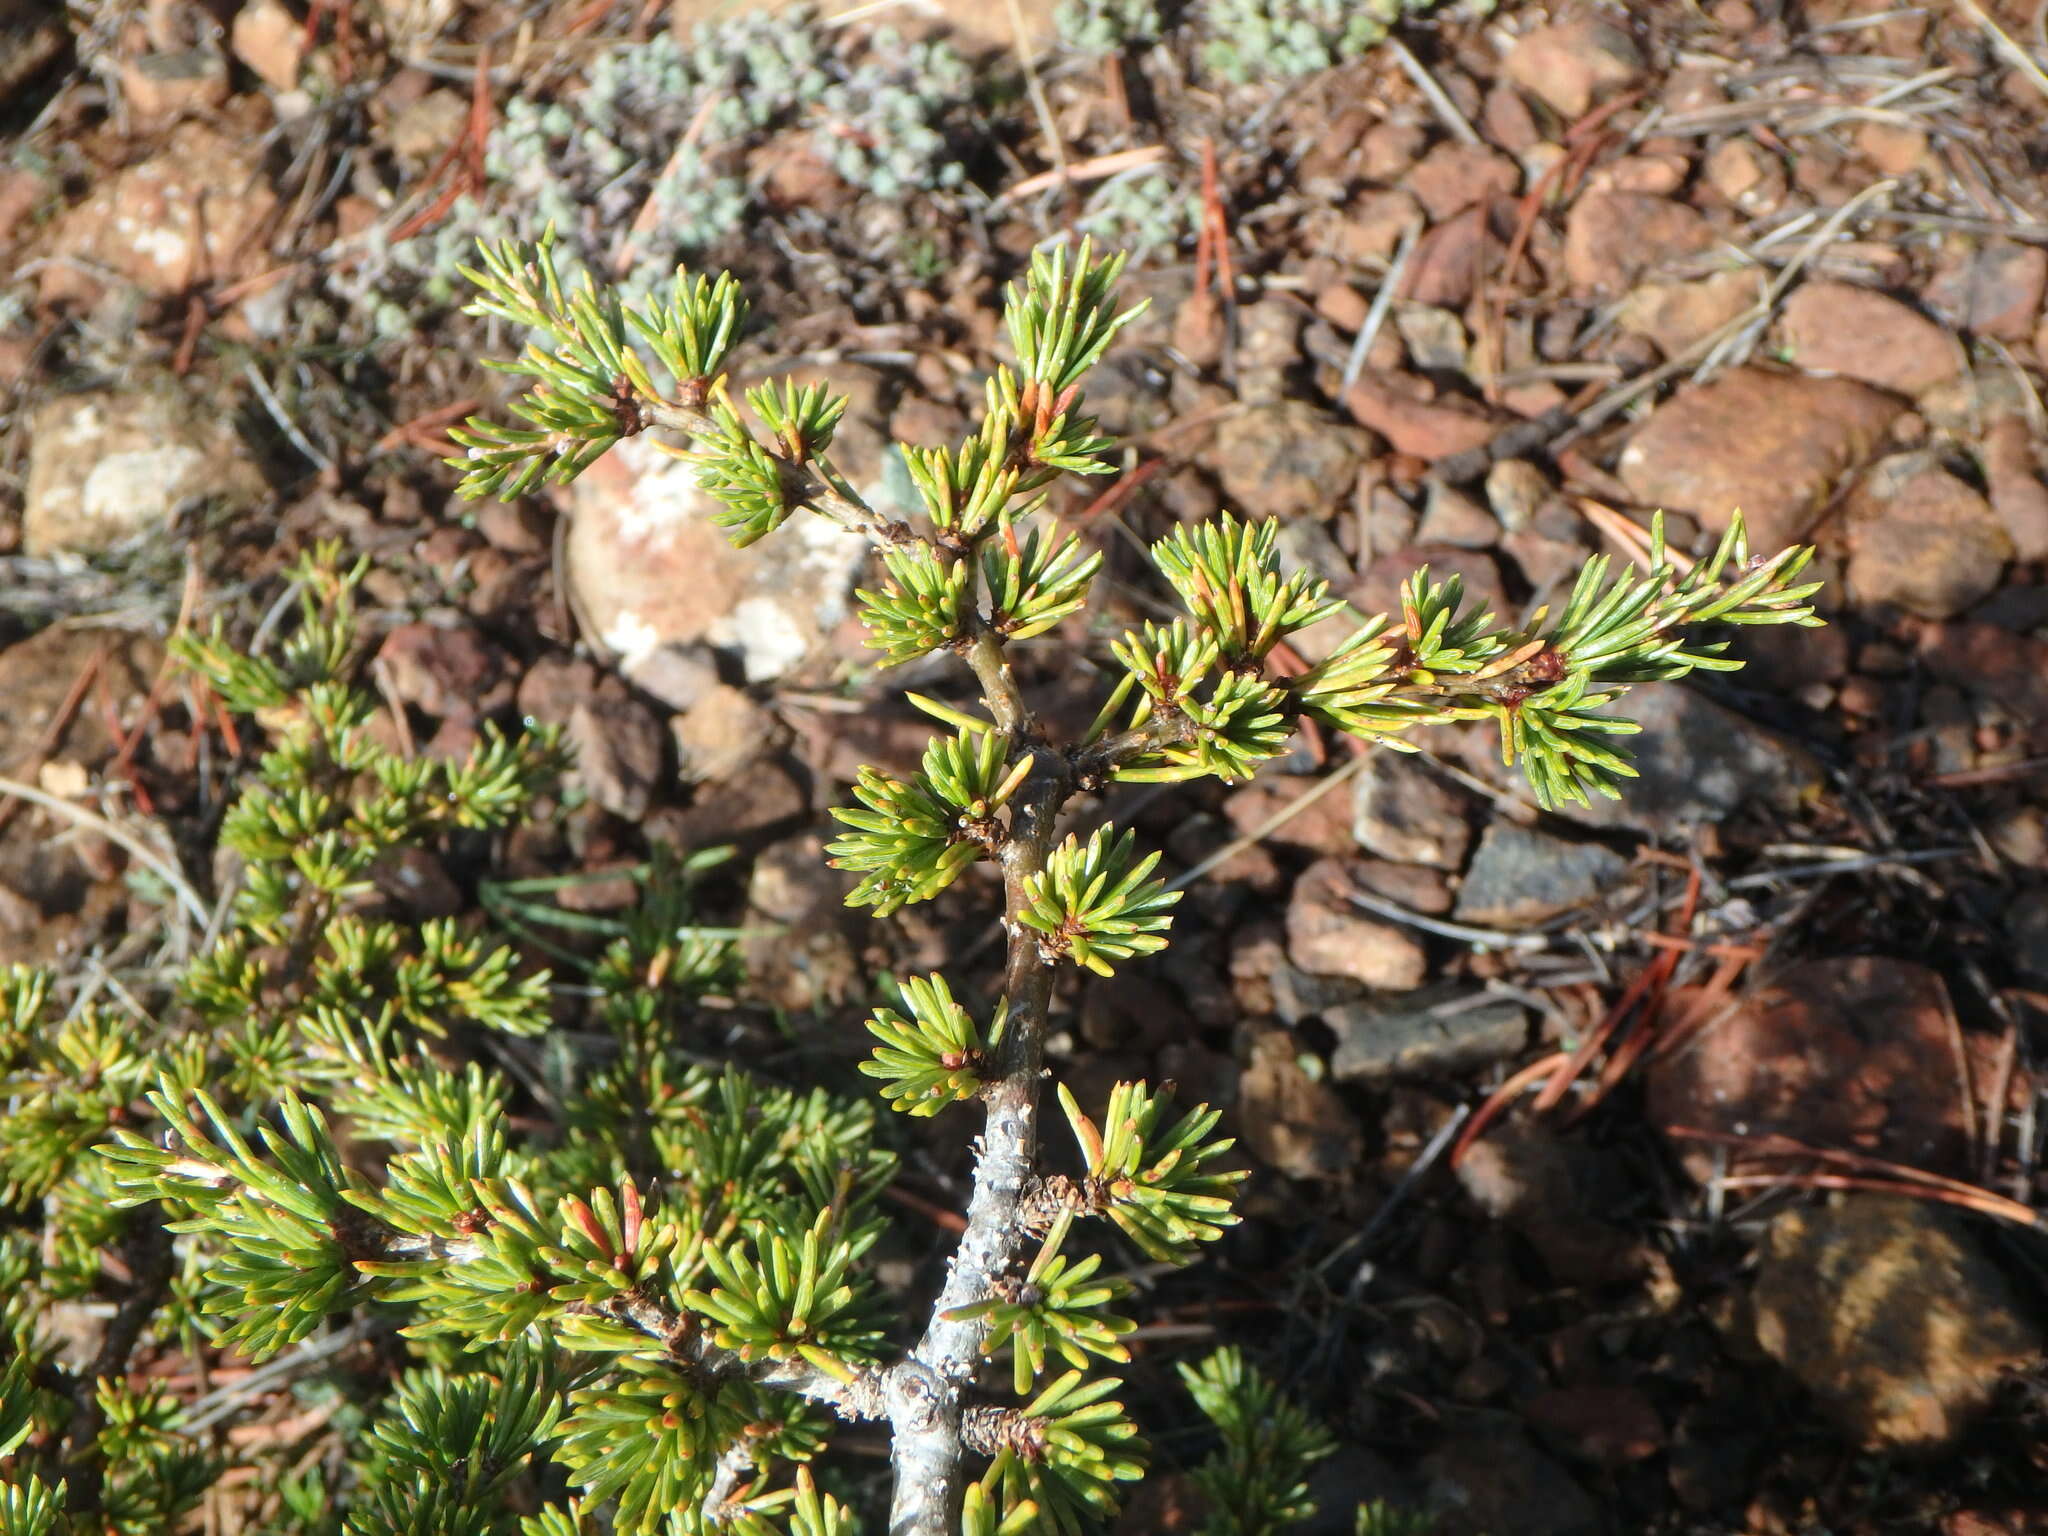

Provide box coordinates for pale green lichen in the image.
[1055,0,1163,56]
[1075,170,1197,255]
[1198,0,1485,83]
[348,8,970,316]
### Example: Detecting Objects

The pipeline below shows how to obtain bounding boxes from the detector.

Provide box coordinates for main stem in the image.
[880,627,1063,1534]
[643,398,1187,1532]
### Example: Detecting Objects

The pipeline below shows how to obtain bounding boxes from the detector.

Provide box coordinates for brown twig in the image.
[0,640,105,839]
[1700,1167,2041,1230]
[1449,1052,1573,1170]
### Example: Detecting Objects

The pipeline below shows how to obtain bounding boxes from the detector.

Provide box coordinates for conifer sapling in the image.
[0,231,1824,1536]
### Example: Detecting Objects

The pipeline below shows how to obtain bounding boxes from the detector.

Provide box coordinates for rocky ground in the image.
[6,1,2048,1532]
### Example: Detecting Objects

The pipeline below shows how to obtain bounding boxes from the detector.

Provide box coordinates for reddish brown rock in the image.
[1562,193,1715,296]
[1223,776,1354,860]
[1925,241,2048,341]
[1206,401,1374,521]
[1503,16,1644,120]
[38,121,277,306]
[1342,373,1500,462]
[1843,453,2011,620]
[1780,281,1959,396]
[1359,117,1427,182]
[118,45,229,121]
[1238,1024,1365,1181]
[671,684,775,786]
[1917,622,2048,749]
[1402,203,1497,309]
[1524,1387,1666,1469]
[669,759,806,847]
[1753,1196,2040,1449]
[1328,187,1424,265]
[1856,120,1933,177]
[1314,281,1368,332]
[0,165,49,251]
[1615,367,1902,551]
[1412,482,1498,549]
[1980,415,2048,562]
[231,0,304,89]
[1351,859,1453,916]
[1590,151,1689,196]
[1483,83,1542,156]
[1421,1429,1600,1536]
[1352,749,1471,868]
[1646,958,1977,1182]
[376,623,515,721]
[1617,269,1763,359]
[1407,141,1520,222]
[1285,857,1427,991]
[1703,137,1787,216]
[567,691,667,820]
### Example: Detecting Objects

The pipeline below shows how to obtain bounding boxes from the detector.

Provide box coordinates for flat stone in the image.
[1343,372,1500,462]
[669,758,806,847]
[1616,366,1901,551]
[1403,203,1512,310]
[1617,269,1763,359]
[1328,986,1528,1083]
[1238,1025,1364,1181]
[1286,857,1427,991]
[376,623,515,720]
[567,692,667,820]
[1780,281,1958,396]
[1422,1423,1600,1536]
[1206,401,1373,521]
[1453,822,1628,928]
[1352,857,1454,916]
[1857,119,1932,177]
[1980,415,2048,563]
[1266,956,1369,1028]
[1412,482,1496,548]
[1562,193,1715,297]
[1553,681,1823,835]
[1646,957,1977,1182]
[1503,15,1644,120]
[1523,1386,1665,1469]
[0,626,161,776]
[1703,137,1786,216]
[1753,1195,2040,1449]
[1484,458,1552,534]
[1360,118,1427,182]
[1406,141,1520,222]
[230,0,304,90]
[39,120,278,306]
[24,383,265,557]
[1925,240,2048,341]
[1329,187,1424,265]
[118,45,229,121]
[1223,773,1355,860]
[1593,151,1690,197]
[1843,453,2011,620]
[1917,622,2048,752]
[1395,306,1471,375]
[1352,749,1472,868]
[671,683,775,785]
